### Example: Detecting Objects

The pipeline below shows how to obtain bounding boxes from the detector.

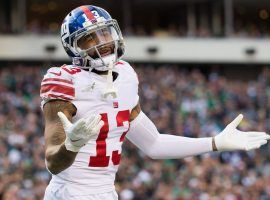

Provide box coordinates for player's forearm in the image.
[45,143,77,174]
[142,134,212,159]
[127,112,213,159]
[45,125,77,174]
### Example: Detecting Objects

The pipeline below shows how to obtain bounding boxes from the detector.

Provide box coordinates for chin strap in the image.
[101,61,118,100]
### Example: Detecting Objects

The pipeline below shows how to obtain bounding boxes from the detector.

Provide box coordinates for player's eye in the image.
[86,36,93,42]
[103,29,111,36]
[103,29,110,35]
[83,34,94,42]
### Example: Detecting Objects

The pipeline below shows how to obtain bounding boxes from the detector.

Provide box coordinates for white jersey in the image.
[40,60,139,195]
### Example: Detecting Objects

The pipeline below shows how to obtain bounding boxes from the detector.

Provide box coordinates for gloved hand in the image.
[214,114,270,151]
[58,112,104,152]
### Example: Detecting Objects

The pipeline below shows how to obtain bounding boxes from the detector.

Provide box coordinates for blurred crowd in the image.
[0,63,270,199]
[124,22,270,38]
[1,18,269,39]
[117,65,270,200]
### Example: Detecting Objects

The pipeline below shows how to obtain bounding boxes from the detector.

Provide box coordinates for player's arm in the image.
[44,100,104,174]
[43,100,77,174]
[127,102,270,159]
[41,66,104,174]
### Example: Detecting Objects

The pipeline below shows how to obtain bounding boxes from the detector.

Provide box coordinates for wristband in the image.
[212,137,218,151]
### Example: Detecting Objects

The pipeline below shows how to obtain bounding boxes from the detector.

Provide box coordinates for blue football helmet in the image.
[61,5,125,71]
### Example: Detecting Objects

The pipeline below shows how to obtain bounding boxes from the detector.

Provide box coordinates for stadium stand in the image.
[0,0,270,199]
[0,64,270,199]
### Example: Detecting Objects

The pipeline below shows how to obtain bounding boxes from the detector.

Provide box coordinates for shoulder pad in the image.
[116,60,139,84]
[40,65,75,101]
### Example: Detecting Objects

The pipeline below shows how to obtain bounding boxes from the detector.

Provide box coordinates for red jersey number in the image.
[89,110,130,167]
[61,65,81,75]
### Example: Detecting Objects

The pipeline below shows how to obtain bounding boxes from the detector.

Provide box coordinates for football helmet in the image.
[61,5,125,71]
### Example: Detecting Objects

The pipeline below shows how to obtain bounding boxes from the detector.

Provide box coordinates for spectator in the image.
[0,64,270,199]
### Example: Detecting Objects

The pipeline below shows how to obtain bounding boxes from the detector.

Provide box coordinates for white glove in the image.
[58,112,104,152]
[214,114,270,151]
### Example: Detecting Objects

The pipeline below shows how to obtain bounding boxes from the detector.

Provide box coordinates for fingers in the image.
[246,143,261,151]
[247,134,270,142]
[87,114,102,129]
[245,137,269,151]
[246,140,268,151]
[57,111,67,123]
[228,114,243,128]
[97,120,104,130]
[250,140,268,146]
[73,120,86,131]
[86,115,100,126]
[92,120,104,133]
[85,115,97,126]
[246,131,270,137]
[73,114,103,134]
[258,140,268,145]
[58,111,72,129]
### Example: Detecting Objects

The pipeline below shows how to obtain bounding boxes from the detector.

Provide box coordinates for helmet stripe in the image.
[80,6,95,21]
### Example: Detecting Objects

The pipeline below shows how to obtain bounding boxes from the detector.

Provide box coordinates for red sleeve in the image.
[40,66,75,104]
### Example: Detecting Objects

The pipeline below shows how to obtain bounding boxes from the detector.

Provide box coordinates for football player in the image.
[41,5,270,200]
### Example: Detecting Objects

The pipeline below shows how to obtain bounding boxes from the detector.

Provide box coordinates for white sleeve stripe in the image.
[41,81,74,88]
[41,91,75,99]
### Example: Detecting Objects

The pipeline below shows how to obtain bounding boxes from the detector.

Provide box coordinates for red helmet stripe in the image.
[80,6,95,21]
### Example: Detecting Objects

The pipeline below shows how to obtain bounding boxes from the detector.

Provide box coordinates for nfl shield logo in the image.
[113,101,118,108]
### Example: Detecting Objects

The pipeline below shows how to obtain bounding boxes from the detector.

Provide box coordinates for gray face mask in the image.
[71,20,125,71]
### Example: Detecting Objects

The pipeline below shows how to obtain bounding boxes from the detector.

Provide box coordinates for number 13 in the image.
[89,110,130,167]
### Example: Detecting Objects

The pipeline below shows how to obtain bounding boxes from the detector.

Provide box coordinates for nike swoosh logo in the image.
[50,71,62,76]
[70,138,81,142]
